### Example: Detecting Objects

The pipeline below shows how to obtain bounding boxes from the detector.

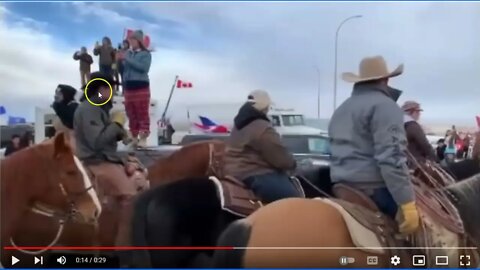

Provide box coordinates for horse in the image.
[0,132,102,266]
[6,140,226,263]
[128,166,328,268]
[212,174,480,268]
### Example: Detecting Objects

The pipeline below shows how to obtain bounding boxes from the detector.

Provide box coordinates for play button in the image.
[98,92,103,98]
[11,256,19,266]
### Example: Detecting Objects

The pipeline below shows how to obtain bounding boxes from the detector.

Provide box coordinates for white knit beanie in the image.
[247,89,273,111]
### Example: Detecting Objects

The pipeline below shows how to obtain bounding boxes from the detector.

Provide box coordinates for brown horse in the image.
[1,132,102,266]
[7,140,226,261]
[213,174,480,268]
[148,140,225,185]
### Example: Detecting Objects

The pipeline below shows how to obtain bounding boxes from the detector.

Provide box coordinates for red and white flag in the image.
[177,79,193,88]
[125,29,151,49]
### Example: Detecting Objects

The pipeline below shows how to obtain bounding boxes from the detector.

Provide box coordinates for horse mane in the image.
[445,172,480,245]
[147,140,225,184]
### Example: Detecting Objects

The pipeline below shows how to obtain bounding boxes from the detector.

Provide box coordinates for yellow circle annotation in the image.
[84,78,113,106]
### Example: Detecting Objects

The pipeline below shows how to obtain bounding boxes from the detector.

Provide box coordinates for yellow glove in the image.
[397,201,420,235]
[111,111,126,126]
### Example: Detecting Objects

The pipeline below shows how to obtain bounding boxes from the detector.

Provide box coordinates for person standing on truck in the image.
[93,37,116,77]
[116,30,152,148]
[73,47,93,86]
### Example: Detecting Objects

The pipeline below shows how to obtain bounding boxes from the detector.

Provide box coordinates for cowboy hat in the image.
[342,56,404,83]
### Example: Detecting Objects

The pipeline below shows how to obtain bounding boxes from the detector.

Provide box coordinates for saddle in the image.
[331,182,468,267]
[210,175,305,217]
[331,184,404,250]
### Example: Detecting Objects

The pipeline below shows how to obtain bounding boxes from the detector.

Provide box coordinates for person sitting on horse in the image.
[328,56,419,235]
[223,89,301,204]
[73,71,149,248]
[52,84,79,150]
[401,101,437,163]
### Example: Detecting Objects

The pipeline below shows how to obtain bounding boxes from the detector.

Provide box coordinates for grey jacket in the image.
[328,83,415,206]
[122,50,151,83]
[73,98,124,164]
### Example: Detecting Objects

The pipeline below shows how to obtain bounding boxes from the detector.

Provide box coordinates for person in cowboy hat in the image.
[223,90,300,203]
[116,30,152,149]
[401,100,437,163]
[328,56,419,235]
[73,71,149,253]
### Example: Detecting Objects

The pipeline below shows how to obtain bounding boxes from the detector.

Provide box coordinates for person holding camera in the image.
[73,47,93,86]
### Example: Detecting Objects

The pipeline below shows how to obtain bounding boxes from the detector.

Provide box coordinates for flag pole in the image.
[161,75,179,123]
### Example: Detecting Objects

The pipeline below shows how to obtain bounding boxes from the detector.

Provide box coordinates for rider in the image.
[73,72,148,248]
[401,101,437,163]
[52,84,79,150]
[328,56,419,235]
[223,90,300,204]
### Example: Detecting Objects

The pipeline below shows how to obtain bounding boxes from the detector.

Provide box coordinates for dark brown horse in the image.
[213,175,480,268]
[7,140,226,263]
[1,132,102,266]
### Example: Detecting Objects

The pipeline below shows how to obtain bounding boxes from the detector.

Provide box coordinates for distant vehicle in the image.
[171,106,328,144]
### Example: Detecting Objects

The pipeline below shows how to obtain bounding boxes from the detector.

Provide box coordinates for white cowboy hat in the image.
[342,56,404,83]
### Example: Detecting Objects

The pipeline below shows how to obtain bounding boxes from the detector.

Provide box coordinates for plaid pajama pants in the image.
[124,87,151,137]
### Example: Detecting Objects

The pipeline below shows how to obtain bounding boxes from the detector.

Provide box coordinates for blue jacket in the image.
[122,50,151,83]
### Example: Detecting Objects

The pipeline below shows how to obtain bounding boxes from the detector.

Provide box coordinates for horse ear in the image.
[53,132,70,157]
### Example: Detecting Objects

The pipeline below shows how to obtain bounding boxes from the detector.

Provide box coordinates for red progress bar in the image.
[4,246,234,251]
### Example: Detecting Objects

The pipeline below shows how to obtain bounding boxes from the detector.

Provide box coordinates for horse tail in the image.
[130,187,157,267]
[212,219,252,268]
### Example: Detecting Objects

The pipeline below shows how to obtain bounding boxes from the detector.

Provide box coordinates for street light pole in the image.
[333,15,362,111]
[313,65,321,119]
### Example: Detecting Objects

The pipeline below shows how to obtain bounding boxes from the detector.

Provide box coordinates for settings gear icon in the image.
[390,255,401,266]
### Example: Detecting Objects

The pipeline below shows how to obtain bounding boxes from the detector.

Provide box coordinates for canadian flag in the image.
[125,29,151,49]
[177,79,193,88]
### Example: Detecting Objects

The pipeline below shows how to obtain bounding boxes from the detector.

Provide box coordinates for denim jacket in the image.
[122,50,151,83]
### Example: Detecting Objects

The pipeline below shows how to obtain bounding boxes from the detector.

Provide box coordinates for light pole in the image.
[313,65,321,119]
[333,15,362,111]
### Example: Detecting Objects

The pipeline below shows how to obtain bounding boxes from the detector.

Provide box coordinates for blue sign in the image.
[8,116,26,125]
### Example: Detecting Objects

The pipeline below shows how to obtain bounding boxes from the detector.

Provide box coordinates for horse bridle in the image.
[10,149,96,255]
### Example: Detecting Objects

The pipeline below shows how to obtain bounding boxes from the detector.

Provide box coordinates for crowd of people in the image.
[72,30,152,148]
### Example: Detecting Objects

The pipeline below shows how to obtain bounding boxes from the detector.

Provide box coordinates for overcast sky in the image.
[0,2,479,125]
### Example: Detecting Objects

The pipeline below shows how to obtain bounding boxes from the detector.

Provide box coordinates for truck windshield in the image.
[281,115,305,126]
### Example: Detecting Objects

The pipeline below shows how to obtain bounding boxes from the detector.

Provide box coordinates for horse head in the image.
[148,140,226,185]
[445,172,480,247]
[45,132,102,223]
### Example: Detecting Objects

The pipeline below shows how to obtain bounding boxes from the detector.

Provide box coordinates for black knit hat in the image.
[55,84,77,102]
